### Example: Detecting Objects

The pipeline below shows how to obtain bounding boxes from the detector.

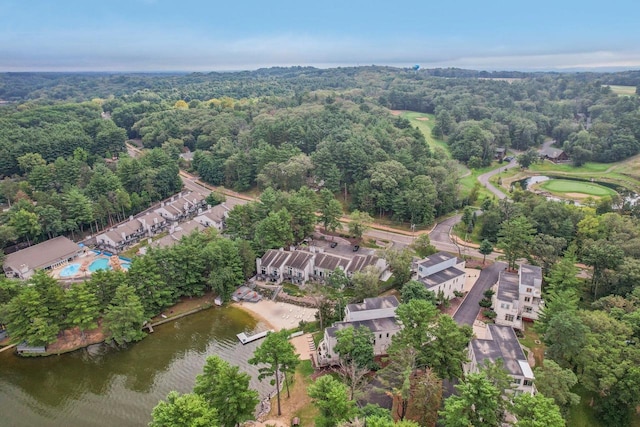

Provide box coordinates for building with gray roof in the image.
[492,264,543,330]
[317,296,400,367]
[465,324,535,395]
[3,236,83,279]
[413,251,466,300]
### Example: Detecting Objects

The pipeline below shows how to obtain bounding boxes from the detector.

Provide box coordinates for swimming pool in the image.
[59,263,81,277]
[88,258,110,272]
[88,258,131,272]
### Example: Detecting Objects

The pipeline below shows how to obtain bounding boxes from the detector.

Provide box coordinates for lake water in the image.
[0,306,272,427]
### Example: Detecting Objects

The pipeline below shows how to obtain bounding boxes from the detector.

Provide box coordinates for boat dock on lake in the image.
[237,330,274,345]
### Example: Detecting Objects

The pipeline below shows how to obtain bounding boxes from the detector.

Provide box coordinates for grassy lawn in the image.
[399,111,450,154]
[604,84,637,96]
[460,161,509,200]
[529,161,611,174]
[289,360,319,426]
[538,179,617,198]
[517,323,544,367]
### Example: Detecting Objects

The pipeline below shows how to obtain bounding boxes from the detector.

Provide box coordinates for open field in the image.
[538,179,617,198]
[397,111,450,153]
[604,84,637,96]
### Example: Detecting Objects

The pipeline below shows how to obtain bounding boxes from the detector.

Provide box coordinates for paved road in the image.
[453,261,506,326]
[477,159,519,199]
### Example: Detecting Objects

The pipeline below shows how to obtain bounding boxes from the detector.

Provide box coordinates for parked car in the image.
[330,242,338,248]
[504,156,514,162]
[353,245,360,252]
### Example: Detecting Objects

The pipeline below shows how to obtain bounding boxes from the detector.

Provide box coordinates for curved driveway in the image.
[477,158,518,199]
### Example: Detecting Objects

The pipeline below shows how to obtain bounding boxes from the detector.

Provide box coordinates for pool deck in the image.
[50,252,130,280]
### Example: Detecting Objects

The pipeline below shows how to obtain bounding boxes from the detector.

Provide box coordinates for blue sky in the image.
[1,0,639,71]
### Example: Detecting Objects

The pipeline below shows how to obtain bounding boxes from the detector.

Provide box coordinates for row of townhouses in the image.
[255,247,388,285]
[96,191,230,253]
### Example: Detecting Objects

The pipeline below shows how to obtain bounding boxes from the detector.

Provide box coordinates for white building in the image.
[316,296,401,367]
[194,203,230,231]
[413,251,466,300]
[464,324,535,395]
[493,264,543,330]
[3,237,83,279]
[256,249,292,284]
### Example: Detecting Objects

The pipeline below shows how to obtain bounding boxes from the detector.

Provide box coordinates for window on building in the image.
[523,379,533,386]
[512,378,521,384]
[379,334,382,339]
[505,314,514,322]
[500,303,509,309]
[261,269,266,275]
[526,287,532,293]
[524,296,531,302]
[524,306,533,313]
[386,333,389,337]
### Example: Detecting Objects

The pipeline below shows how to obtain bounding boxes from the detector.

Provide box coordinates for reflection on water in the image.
[0,306,272,427]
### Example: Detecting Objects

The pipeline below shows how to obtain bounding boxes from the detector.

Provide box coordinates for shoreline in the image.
[232,300,318,332]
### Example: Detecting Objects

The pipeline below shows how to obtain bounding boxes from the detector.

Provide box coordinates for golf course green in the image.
[538,179,617,198]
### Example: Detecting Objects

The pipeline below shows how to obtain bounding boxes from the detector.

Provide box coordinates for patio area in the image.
[50,250,131,280]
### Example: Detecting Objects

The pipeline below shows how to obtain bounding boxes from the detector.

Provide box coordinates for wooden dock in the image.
[236,330,274,345]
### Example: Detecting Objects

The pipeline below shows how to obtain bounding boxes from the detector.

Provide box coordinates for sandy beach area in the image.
[234,300,318,331]
[234,300,319,361]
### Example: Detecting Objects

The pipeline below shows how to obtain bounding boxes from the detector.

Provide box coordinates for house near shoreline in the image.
[464,324,535,395]
[492,264,543,330]
[412,251,466,300]
[3,236,84,280]
[316,296,401,367]
[255,247,387,285]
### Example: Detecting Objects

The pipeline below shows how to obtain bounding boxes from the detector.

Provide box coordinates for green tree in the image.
[308,375,356,427]
[104,284,147,346]
[9,209,41,246]
[1,287,59,346]
[400,281,436,304]
[65,282,100,340]
[335,325,375,370]
[409,234,437,258]
[582,239,624,299]
[380,247,413,287]
[351,266,381,301]
[517,148,539,169]
[253,208,294,254]
[348,210,373,240]
[533,360,580,410]
[543,310,588,370]
[512,392,565,427]
[497,215,535,270]
[439,372,504,427]
[193,355,259,427]
[318,188,343,234]
[479,239,493,265]
[249,330,299,416]
[149,391,219,427]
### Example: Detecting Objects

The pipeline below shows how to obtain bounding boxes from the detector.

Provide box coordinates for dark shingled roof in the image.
[347,296,399,313]
[315,253,351,271]
[285,251,313,270]
[260,249,292,269]
[3,236,81,273]
[471,325,530,377]
[520,264,542,289]
[496,271,519,302]
[416,251,459,268]
[540,146,565,159]
[326,317,401,338]
[347,254,379,273]
[420,266,465,288]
